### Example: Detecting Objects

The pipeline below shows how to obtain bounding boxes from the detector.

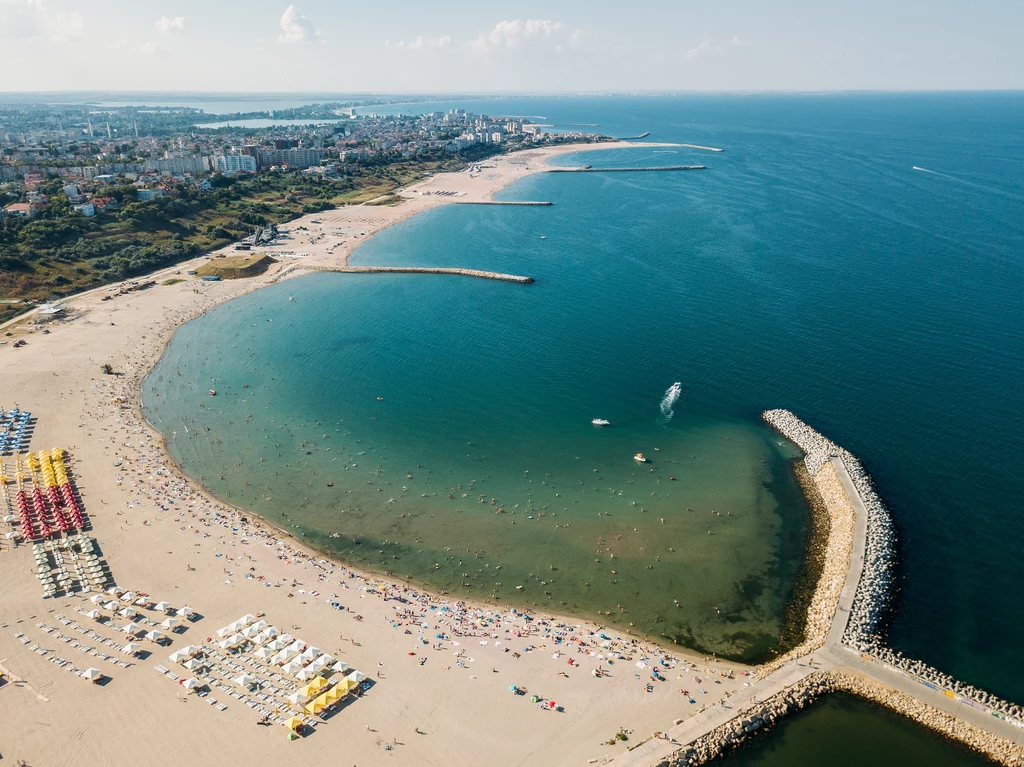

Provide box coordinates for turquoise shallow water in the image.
[144,93,1024,758]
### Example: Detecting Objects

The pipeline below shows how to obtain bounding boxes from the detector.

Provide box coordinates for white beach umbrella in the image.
[89,594,104,605]
[318,653,335,665]
[117,607,136,619]
[178,605,195,618]
[234,673,256,689]
[169,648,190,663]
[144,630,164,643]
[105,585,121,596]
[120,591,138,603]
[181,677,202,690]
[286,691,304,705]
[154,601,173,612]
[82,668,103,682]
[216,625,233,639]
[298,647,317,663]
[182,657,204,671]
[331,661,349,673]
[160,618,179,631]
[122,642,141,655]
[295,666,316,681]
[350,671,366,683]
[84,609,101,620]
[135,596,154,607]
[282,659,304,675]
[102,601,119,611]
[252,647,273,660]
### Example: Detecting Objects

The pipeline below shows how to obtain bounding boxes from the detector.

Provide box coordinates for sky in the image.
[1,0,1023,93]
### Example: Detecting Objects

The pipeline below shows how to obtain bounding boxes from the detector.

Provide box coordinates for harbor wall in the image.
[547,165,706,173]
[657,670,1024,767]
[762,410,1024,724]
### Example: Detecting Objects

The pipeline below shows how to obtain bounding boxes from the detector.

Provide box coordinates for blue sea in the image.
[143,93,1024,762]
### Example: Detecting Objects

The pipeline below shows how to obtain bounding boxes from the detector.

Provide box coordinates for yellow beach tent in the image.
[284,716,304,730]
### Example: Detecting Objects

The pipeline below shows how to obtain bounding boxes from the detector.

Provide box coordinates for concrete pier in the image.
[297,264,535,284]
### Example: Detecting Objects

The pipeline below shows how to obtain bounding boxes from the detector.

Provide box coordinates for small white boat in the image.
[592,419,610,427]
[540,235,547,239]
[634,452,647,463]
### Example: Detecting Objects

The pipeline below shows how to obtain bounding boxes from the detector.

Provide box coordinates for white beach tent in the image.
[178,605,196,618]
[154,601,173,613]
[102,601,120,612]
[350,671,367,683]
[89,594,104,605]
[181,677,202,690]
[123,622,142,636]
[121,642,142,656]
[265,636,290,652]
[120,591,138,603]
[282,659,304,675]
[169,646,196,663]
[331,661,350,674]
[84,609,101,620]
[234,673,257,689]
[252,647,273,660]
[295,666,317,682]
[182,657,204,671]
[82,668,102,682]
[117,607,137,619]
[144,630,164,643]
[160,618,179,631]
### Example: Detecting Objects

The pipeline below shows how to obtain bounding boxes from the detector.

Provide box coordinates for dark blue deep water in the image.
[145,93,1024,760]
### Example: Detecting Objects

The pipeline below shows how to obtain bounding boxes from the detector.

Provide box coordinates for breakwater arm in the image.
[454,201,552,206]
[547,165,706,173]
[297,265,534,284]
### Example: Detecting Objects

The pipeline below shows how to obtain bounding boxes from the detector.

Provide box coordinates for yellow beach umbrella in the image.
[299,682,319,698]
[311,675,328,691]
[303,701,319,715]
[284,715,304,730]
[337,678,357,694]
[325,685,343,702]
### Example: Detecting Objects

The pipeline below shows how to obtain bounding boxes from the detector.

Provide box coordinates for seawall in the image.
[297,265,535,284]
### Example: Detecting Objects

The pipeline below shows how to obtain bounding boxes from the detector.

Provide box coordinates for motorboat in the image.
[592,419,610,426]
[634,453,647,463]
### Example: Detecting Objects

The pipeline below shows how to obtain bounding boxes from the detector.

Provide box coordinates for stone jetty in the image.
[298,265,535,284]
[454,200,552,206]
[548,165,706,173]
[657,671,1024,767]
[605,410,1024,767]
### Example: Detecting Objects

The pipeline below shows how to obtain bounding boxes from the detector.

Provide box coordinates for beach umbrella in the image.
[295,666,316,682]
[120,591,138,603]
[318,653,335,665]
[350,671,367,683]
[160,618,179,631]
[178,605,195,618]
[298,647,317,663]
[89,594,104,605]
[154,601,173,613]
[282,659,304,675]
[331,661,349,674]
[144,630,164,643]
[82,668,102,683]
[102,601,119,611]
[216,625,234,639]
[169,647,191,663]
[298,682,319,699]
[286,691,304,705]
[336,678,357,695]
[84,609,101,620]
[313,692,330,710]
[122,642,141,655]
[135,596,154,607]
[234,673,256,689]
[252,647,273,660]
[325,685,343,702]
[123,622,142,635]
[284,716,304,731]
[117,607,136,619]
[181,677,202,691]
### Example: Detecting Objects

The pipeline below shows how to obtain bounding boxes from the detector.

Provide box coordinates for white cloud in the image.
[0,0,82,42]
[278,5,320,43]
[685,36,749,60]
[397,34,451,50]
[140,41,160,55]
[471,19,581,53]
[155,15,185,32]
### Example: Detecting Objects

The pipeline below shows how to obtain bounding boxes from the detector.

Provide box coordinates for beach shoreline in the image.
[0,140,765,767]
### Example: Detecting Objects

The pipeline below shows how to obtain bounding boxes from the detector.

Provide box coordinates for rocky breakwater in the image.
[300,265,535,284]
[761,409,895,648]
[755,459,855,678]
[762,409,1023,727]
[657,671,1024,767]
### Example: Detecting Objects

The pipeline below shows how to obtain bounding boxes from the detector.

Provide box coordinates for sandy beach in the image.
[0,141,759,767]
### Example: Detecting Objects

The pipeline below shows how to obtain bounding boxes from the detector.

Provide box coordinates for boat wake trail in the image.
[660,382,682,422]
[912,166,1024,202]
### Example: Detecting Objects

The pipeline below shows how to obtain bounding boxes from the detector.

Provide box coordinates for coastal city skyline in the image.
[2,0,1023,92]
